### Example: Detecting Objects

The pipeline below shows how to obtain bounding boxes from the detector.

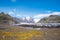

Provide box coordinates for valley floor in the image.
[0,25,60,40]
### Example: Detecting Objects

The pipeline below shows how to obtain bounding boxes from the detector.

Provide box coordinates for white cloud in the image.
[11,0,16,2]
[45,11,52,13]
[16,14,27,17]
[8,9,16,15]
[51,12,60,15]
[47,11,51,13]
[34,14,50,19]
[8,11,14,15]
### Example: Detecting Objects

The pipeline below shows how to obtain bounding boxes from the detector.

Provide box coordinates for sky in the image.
[0,0,60,22]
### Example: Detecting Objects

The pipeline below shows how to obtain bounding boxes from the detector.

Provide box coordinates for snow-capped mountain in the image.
[22,17,34,23]
[13,17,34,24]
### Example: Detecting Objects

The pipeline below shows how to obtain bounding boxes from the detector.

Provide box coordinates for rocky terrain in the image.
[39,15,60,23]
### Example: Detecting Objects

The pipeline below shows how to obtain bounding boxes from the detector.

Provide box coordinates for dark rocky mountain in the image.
[0,12,14,25]
[13,17,24,24]
[38,15,60,23]
[0,12,12,21]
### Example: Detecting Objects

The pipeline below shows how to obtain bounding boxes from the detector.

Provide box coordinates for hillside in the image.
[0,12,12,21]
[38,15,60,23]
[0,12,14,24]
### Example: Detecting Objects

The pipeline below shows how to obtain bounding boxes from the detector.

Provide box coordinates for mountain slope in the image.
[38,15,60,23]
[0,12,12,21]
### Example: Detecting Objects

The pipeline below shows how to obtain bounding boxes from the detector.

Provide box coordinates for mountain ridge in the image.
[38,15,60,23]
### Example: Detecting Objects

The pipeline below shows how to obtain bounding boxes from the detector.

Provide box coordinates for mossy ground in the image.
[0,27,60,40]
[0,27,43,40]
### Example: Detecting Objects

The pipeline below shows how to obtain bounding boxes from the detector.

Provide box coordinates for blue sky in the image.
[0,0,60,22]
